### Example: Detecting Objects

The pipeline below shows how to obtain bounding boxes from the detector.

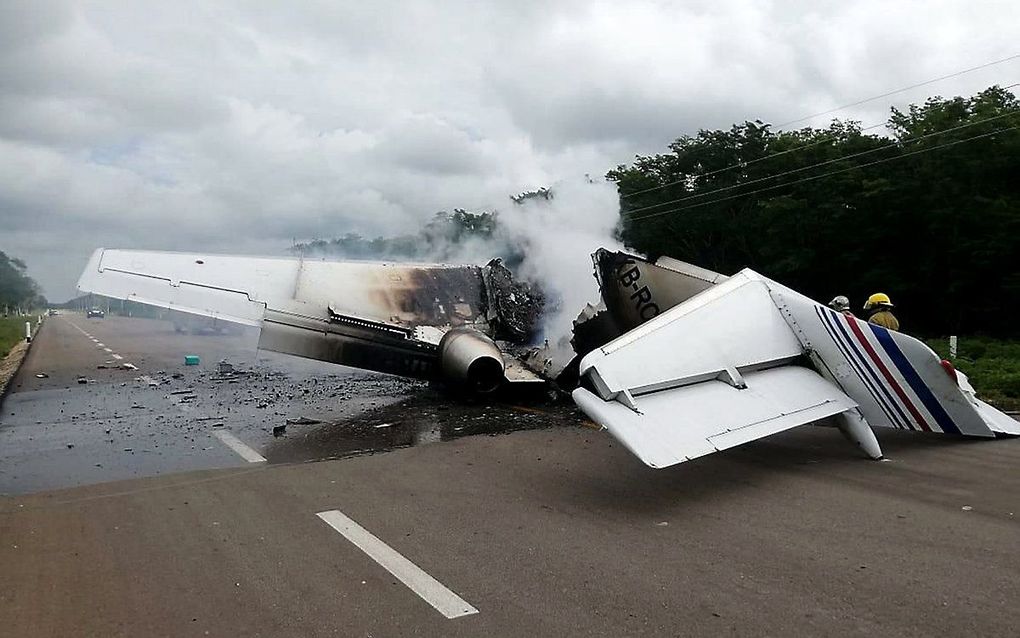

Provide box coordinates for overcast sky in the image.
[1,1,1016,300]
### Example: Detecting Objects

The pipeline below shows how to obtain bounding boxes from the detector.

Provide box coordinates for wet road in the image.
[2,314,1020,636]
[1,315,560,495]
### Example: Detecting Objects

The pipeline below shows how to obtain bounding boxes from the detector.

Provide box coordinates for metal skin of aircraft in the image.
[77,247,1018,469]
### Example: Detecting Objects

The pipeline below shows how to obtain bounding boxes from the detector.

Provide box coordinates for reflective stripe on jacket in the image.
[868,310,899,331]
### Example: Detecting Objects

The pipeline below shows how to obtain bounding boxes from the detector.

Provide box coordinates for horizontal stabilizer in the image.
[574,366,856,468]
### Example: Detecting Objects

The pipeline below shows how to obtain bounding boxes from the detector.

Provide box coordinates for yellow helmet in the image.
[864,292,893,310]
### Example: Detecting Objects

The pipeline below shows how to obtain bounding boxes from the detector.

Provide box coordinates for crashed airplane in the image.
[77,247,1018,469]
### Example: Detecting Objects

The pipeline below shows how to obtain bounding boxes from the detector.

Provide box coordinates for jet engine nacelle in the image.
[438,328,506,393]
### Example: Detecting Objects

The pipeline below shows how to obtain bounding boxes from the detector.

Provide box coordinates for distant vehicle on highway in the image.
[47,309,58,316]
[86,308,104,318]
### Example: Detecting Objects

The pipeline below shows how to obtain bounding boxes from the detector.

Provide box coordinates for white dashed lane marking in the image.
[65,318,139,373]
[212,430,267,463]
[316,510,479,619]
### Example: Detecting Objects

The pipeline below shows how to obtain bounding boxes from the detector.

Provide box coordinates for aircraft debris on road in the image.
[77,247,1018,468]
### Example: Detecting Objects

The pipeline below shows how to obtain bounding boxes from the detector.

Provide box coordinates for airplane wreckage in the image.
[78,247,1019,468]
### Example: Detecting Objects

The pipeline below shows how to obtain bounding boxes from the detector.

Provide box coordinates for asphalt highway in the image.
[1,314,1018,636]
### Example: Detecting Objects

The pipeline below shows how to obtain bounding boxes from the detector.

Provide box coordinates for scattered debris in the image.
[120,363,138,370]
[35,373,49,378]
[273,424,287,437]
[170,389,195,395]
[286,416,321,426]
[217,360,235,374]
[76,377,88,384]
[184,355,200,366]
[66,443,74,449]
[961,505,973,511]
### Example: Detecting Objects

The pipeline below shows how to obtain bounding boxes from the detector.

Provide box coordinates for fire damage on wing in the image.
[259,258,548,393]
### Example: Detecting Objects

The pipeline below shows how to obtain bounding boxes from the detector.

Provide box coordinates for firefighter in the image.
[864,293,899,331]
[827,295,854,317]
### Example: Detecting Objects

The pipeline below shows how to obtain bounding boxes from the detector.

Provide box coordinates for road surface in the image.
[1,315,1018,636]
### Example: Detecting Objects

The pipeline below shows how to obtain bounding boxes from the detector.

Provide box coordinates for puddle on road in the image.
[261,387,580,465]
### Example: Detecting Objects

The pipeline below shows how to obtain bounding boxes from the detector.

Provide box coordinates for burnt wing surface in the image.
[76,249,549,392]
[481,258,545,343]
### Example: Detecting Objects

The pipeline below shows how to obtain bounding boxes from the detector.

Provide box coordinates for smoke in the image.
[293,177,625,361]
[495,178,624,353]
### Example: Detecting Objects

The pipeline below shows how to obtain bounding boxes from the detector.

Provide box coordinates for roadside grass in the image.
[925,336,1020,412]
[0,316,29,359]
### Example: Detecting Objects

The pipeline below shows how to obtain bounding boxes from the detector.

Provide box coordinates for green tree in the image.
[0,251,42,311]
[609,86,1020,336]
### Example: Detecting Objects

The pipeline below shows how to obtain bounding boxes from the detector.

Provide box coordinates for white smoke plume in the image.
[496,178,624,352]
[294,176,625,361]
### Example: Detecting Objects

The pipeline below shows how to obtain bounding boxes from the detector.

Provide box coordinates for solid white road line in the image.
[316,510,479,619]
[103,347,113,352]
[212,430,266,463]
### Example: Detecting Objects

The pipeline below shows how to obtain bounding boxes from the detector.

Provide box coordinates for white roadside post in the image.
[949,335,958,360]
[25,321,32,343]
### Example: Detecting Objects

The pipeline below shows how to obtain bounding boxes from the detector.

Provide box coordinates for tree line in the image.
[608,86,1019,337]
[0,251,46,314]
[291,209,501,261]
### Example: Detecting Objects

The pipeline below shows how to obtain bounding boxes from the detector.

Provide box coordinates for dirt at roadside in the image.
[0,339,30,399]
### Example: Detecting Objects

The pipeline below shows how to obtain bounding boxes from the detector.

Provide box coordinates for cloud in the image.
[0,0,1015,299]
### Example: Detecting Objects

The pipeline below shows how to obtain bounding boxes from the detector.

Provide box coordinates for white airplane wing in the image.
[77,248,296,326]
[573,366,855,468]
[574,268,1015,468]
[572,273,856,468]
[77,248,541,389]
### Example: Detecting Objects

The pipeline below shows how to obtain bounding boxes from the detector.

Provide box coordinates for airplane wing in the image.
[77,248,542,390]
[572,273,856,468]
[573,267,1015,469]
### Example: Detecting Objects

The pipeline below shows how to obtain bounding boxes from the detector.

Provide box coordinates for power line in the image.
[620,121,887,200]
[621,110,1017,217]
[774,54,1020,129]
[624,125,1017,224]
[621,80,1020,200]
